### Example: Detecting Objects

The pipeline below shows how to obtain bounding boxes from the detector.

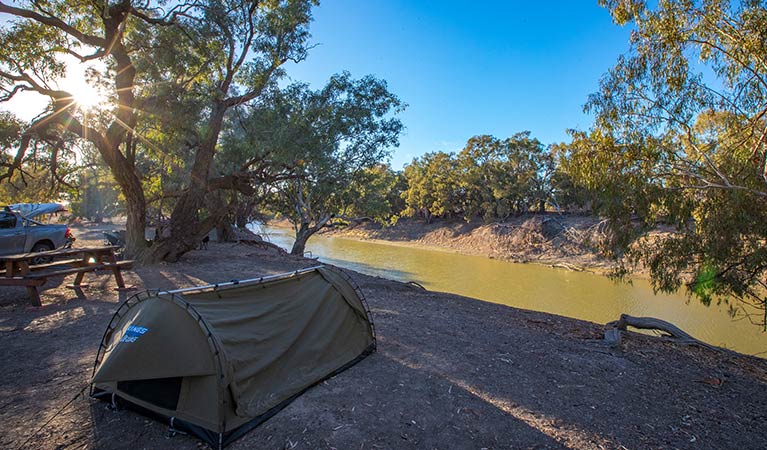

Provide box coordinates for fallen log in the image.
[405,281,427,290]
[604,314,717,351]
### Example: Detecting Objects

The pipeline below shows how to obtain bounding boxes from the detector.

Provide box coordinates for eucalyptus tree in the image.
[0,0,315,261]
[343,164,403,225]
[401,151,460,223]
[72,168,120,223]
[455,135,504,221]
[227,73,404,255]
[145,0,316,262]
[455,132,551,220]
[578,0,767,323]
[0,0,158,253]
[0,110,80,203]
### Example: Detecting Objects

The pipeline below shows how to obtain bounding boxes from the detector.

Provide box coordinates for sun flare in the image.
[66,78,104,110]
[58,57,107,110]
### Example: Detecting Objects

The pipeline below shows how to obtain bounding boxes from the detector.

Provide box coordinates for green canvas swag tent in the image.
[91,266,376,448]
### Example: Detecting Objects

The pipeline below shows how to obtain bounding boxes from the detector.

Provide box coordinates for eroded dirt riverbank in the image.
[318,215,618,271]
[1,223,766,449]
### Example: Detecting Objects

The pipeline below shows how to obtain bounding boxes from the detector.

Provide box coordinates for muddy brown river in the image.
[257,225,766,356]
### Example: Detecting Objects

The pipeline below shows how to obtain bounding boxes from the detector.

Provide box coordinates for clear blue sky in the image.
[283,1,632,169]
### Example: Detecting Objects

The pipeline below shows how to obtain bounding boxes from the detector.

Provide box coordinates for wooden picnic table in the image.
[0,246,134,307]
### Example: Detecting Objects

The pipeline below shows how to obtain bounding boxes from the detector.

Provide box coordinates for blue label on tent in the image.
[120,325,149,343]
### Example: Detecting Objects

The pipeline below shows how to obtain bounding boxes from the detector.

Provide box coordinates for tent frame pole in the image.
[158,265,326,296]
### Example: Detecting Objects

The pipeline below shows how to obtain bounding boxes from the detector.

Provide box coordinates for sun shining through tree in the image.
[66,77,103,110]
[0,0,317,262]
[55,58,107,111]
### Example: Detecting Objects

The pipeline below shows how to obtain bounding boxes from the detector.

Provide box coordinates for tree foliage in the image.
[69,144,120,222]
[400,133,562,223]
[567,0,767,324]
[0,0,316,261]
[401,151,459,223]
[0,111,78,203]
[223,73,404,254]
[344,164,404,225]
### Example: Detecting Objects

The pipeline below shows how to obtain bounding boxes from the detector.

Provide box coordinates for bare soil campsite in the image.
[2,1,766,448]
[0,223,765,450]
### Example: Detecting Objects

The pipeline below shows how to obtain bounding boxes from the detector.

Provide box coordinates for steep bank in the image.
[320,214,617,271]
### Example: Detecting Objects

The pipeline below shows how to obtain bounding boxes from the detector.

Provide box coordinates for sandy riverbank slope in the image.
[318,215,625,270]
[1,223,766,449]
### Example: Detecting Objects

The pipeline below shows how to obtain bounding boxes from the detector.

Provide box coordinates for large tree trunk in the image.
[147,207,224,262]
[235,212,249,229]
[123,187,147,258]
[290,213,337,255]
[134,19,283,263]
[147,205,228,262]
[144,105,228,262]
[290,222,313,256]
[216,222,236,243]
[97,137,148,259]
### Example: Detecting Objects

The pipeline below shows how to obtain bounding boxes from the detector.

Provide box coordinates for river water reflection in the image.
[254,225,766,356]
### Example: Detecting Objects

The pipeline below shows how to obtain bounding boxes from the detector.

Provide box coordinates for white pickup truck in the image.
[0,204,74,257]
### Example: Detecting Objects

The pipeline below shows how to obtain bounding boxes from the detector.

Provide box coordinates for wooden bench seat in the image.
[25,258,87,271]
[27,260,134,279]
[0,259,84,276]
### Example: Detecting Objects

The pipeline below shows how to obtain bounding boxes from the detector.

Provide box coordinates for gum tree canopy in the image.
[0,0,315,261]
[222,73,404,255]
[575,0,767,324]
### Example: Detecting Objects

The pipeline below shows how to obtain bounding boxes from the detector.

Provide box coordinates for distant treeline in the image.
[343,132,589,226]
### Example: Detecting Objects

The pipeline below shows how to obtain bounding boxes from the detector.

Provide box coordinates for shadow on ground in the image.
[1,223,766,450]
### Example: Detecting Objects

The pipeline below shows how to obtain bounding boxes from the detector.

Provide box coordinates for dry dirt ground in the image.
[1,223,767,450]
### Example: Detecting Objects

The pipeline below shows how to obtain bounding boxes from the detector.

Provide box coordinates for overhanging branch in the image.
[0,1,105,48]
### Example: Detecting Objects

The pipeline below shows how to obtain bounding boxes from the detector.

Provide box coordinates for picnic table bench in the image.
[0,246,134,306]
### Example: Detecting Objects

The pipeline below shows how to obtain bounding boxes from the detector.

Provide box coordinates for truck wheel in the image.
[31,242,54,264]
